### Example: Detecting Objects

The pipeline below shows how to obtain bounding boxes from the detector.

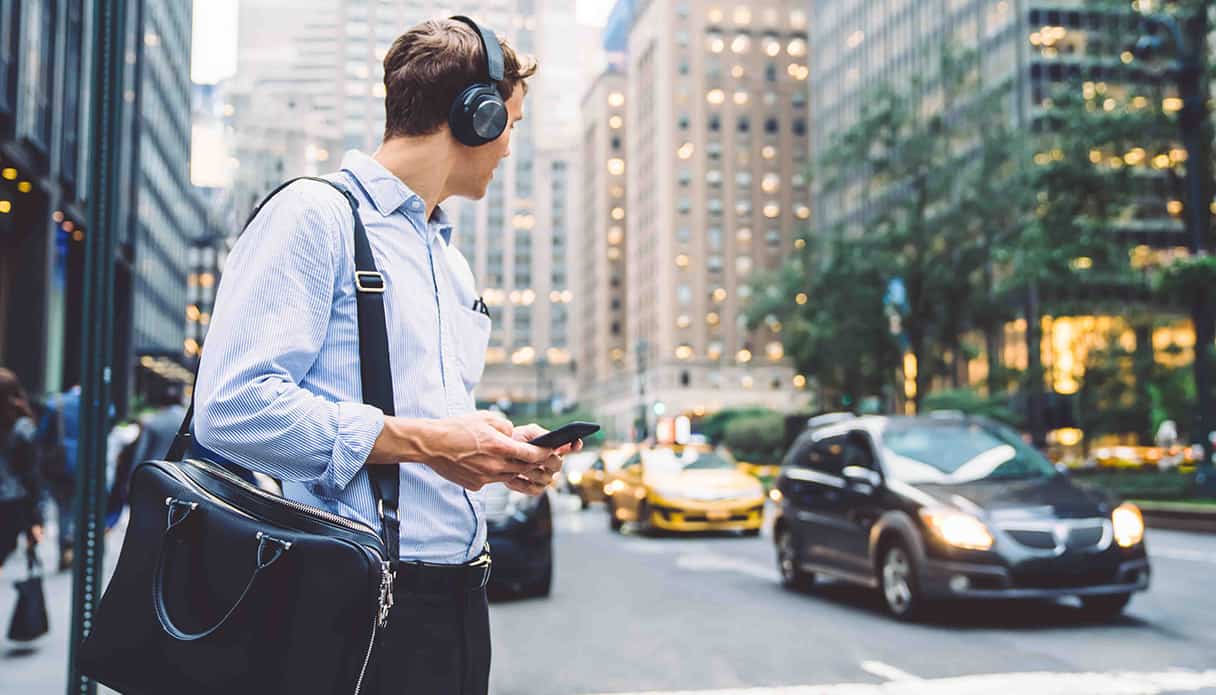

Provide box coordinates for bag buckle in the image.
[378,561,395,628]
[355,271,385,294]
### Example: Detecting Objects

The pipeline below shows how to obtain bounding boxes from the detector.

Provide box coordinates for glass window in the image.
[805,435,846,476]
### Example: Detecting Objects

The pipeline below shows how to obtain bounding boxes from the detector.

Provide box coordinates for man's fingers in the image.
[479,410,514,436]
[504,476,546,496]
[513,423,548,442]
[492,434,550,464]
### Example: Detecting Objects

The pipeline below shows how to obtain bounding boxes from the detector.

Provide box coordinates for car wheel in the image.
[525,565,553,598]
[635,501,654,536]
[776,527,815,592]
[579,495,590,510]
[879,541,923,620]
[608,501,623,532]
[1079,592,1132,619]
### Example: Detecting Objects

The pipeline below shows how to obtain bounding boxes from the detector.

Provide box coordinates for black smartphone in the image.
[527,421,600,449]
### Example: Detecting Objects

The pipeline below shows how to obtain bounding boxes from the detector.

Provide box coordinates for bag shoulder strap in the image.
[167,175,401,569]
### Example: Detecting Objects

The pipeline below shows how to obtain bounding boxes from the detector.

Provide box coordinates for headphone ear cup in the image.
[449,84,508,146]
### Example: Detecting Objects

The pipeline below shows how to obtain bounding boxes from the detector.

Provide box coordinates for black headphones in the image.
[448,15,508,147]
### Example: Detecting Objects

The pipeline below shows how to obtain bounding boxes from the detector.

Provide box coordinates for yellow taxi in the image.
[603,445,766,535]
[1087,445,1199,472]
[568,445,635,509]
[737,460,782,489]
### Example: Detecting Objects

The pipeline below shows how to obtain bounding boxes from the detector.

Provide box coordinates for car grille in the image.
[1012,565,1119,589]
[1007,529,1056,550]
[1001,519,1109,553]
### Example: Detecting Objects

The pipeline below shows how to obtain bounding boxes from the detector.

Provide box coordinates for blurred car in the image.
[1086,444,1199,472]
[737,460,782,489]
[772,414,1150,621]
[559,450,601,497]
[484,484,553,598]
[604,445,766,535]
[571,445,634,509]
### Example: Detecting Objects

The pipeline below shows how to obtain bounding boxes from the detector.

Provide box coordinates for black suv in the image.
[772,414,1151,620]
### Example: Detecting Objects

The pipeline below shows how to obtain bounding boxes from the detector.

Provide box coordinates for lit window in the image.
[706,169,723,184]
[708,7,724,23]
[795,204,811,220]
[787,37,807,56]
[676,345,694,359]
[762,145,777,160]
[734,6,751,25]
[611,207,625,220]
[736,256,753,275]
[737,349,752,363]
[731,34,750,53]
[678,142,696,159]
[608,227,624,245]
[609,115,623,129]
[767,341,784,360]
[608,158,625,176]
[731,65,745,78]
[733,90,749,105]
[676,254,690,268]
[793,374,807,388]
[707,88,726,105]
[763,36,781,56]
[763,202,780,218]
[608,91,625,107]
[736,227,752,242]
[708,33,725,53]
[846,30,864,48]
[790,9,807,28]
[713,287,727,302]
[707,312,721,325]
[761,173,780,193]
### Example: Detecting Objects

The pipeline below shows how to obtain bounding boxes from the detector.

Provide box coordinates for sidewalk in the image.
[0,520,121,694]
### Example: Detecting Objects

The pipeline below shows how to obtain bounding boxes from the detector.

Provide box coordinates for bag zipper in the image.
[182,459,383,545]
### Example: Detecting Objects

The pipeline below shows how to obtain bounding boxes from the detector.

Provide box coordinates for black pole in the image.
[68,0,128,691]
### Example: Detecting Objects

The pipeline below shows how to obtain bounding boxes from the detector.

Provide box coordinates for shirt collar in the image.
[339,150,453,243]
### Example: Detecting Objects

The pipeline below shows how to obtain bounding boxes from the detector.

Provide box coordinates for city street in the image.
[488,495,1216,695]
[4,495,1215,694]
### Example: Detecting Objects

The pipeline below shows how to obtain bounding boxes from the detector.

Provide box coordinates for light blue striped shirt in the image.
[195,150,491,564]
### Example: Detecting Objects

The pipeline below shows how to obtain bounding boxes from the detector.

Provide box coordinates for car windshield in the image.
[880,420,1057,484]
[682,452,736,470]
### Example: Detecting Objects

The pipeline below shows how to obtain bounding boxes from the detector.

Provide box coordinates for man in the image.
[194,17,569,695]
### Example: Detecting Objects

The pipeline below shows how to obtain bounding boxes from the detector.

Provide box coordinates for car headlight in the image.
[919,507,994,551]
[1112,503,1145,548]
[605,480,626,495]
[568,471,583,485]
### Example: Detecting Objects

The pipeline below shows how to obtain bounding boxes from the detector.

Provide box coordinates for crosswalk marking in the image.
[579,668,1216,695]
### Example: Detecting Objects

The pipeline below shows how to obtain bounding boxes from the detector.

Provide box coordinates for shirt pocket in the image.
[454,306,492,394]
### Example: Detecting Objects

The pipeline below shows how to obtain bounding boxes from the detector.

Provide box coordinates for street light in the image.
[1134,11,1216,492]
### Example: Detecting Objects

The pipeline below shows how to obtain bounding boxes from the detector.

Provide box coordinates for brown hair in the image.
[0,368,33,437]
[382,17,538,140]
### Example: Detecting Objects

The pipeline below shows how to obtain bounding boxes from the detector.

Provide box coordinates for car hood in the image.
[909,475,1112,519]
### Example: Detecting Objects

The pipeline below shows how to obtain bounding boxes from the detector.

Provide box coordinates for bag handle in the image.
[152,498,292,641]
[166,176,401,570]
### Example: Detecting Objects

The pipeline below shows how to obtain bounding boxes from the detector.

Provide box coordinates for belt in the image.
[393,549,492,596]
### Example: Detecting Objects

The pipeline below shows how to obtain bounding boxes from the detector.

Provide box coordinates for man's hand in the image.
[388,411,553,491]
[505,424,583,496]
[25,524,43,547]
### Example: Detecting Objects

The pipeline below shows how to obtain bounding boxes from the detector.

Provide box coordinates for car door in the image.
[781,433,850,570]
[836,430,885,575]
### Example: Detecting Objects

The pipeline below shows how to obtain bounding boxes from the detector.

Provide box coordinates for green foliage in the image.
[722,412,786,465]
[921,388,1023,427]
[1153,255,1216,306]
[698,406,775,445]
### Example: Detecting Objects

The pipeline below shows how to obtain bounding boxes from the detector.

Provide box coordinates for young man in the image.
[194,17,567,694]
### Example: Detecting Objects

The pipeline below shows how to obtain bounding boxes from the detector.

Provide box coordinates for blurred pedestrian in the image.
[0,368,43,574]
[106,382,186,528]
[36,383,80,572]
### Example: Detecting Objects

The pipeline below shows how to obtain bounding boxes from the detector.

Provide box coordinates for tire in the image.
[879,540,924,620]
[635,501,653,536]
[525,565,553,598]
[1079,592,1132,619]
[579,495,590,510]
[608,501,623,532]
[776,527,815,592]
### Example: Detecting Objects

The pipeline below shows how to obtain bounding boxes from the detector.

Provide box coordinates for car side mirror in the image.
[842,465,881,492]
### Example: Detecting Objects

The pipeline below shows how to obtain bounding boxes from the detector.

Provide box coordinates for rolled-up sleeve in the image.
[194,181,384,490]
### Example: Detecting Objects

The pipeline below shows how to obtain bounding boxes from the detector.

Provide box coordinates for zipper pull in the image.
[377,562,395,628]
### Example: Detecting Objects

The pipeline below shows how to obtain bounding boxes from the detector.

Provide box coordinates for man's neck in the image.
[372,136,453,220]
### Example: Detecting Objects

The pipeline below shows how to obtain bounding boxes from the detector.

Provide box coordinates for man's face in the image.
[453,88,524,199]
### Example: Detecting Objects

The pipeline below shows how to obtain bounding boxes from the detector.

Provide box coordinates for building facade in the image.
[808,0,1196,410]
[583,0,814,440]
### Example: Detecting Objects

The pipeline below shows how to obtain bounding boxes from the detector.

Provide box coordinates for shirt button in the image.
[410,199,422,211]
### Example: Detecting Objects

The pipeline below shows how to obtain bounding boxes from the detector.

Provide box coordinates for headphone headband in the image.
[450,15,504,84]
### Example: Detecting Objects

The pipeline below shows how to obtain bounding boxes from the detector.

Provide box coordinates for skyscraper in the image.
[808,0,1195,403]
[583,0,813,439]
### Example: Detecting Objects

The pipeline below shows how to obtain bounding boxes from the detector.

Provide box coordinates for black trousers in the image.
[364,586,491,695]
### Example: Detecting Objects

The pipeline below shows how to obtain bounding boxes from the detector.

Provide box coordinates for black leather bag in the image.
[7,549,49,642]
[79,178,403,695]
